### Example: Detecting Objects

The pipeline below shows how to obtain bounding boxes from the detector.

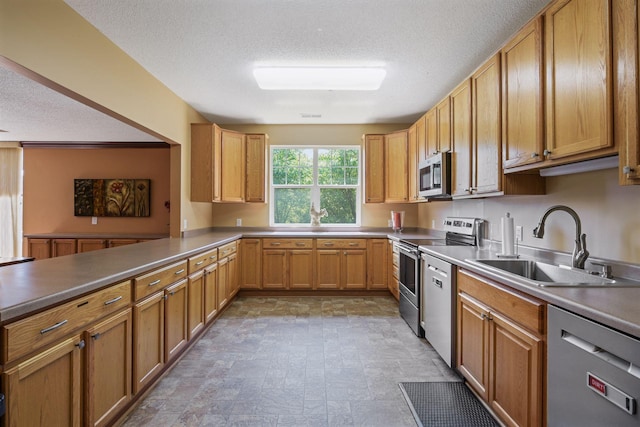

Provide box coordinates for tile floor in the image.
[122,296,461,426]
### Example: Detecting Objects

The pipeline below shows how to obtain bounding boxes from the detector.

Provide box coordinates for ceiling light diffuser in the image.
[253,67,386,91]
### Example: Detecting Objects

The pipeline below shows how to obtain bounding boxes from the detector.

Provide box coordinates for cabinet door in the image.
[28,238,51,259]
[451,79,472,197]
[4,335,83,427]
[457,292,490,401]
[363,134,385,203]
[217,257,229,310]
[316,250,341,290]
[262,250,287,289]
[416,115,427,163]
[85,309,132,427]
[187,270,205,340]
[288,250,314,290]
[241,239,262,289]
[52,238,77,257]
[228,252,238,298]
[367,239,388,290]
[133,292,164,394]
[77,239,108,253]
[342,250,367,290]
[190,123,216,202]
[204,263,218,323]
[436,96,452,153]
[220,130,246,202]
[164,279,188,362]
[502,18,544,169]
[425,108,438,157]
[108,239,138,248]
[545,0,612,159]
[384,130,409,202]
[472,54,502,194]
[489,311,543,427]
[408,124,418,201]
[245,134,266,202]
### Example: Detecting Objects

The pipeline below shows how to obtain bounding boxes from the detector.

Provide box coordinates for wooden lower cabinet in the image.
[262,248,314,289]
[316,249,366,290]
[85,309,132,427]
[316,250,341,290]
[228,252,239,298]
[133,292,165,394]
[4,334,84,427]
[367,239,388,290]
[217,257,229,310]
[388,240,400,300]
[204,262,219,323]
[78,239,108,253]
[164,279,188,362]
[288,250,314,289]
[52,238,77,257]
[240,239,262,289]
[187,270,205,340]
[457,269,545,427]
[27,238,51,260]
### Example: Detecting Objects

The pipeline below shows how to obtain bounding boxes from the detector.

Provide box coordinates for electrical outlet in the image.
[236,218,242,227]
[183,219,188,230]
[91,216,97,225]
[516,225,523,241]
[431,219,436,229]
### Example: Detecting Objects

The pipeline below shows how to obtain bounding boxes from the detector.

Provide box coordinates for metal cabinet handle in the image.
[91,333,101,340]
[75,340,86,350]
[323,242,334,246]
[349,242,358,246]
[210,255,217,259]
[531,152,539,158]
[195,260,204,266]
[623,166,635,175]
[270,242,281,246]
[103,295,123,306]
[174,269,185,275]
[40,319,68,334]
[295,242,306,247]
[149,279,161,287]
[543,149,552,156]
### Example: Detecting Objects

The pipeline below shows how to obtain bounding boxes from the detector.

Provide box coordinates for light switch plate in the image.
[516,225,523,241]
[91,216,97,225]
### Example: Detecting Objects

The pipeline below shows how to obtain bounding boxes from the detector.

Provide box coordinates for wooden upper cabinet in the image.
[502,17,544,170]
[545,0,613,160]
[425,108,438,158]
[363,134,385,203]
[220,130,246,202]
[407,124,419,201]
[384,130,409,202]
[245,133,266,202]
[472,54,502,195]
[450,79,472,197]
[190,123,220,202]
[416,115,427,163]
[436,97,452,153]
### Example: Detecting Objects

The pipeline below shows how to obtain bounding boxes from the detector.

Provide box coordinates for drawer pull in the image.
[349,242,358,246]
[76,339,85,350]
[295,242,306,247]
[209,255,217,259]
[92,333,101,340]
[76,301,89,308]
[195,260,204,266]
[323,242,334,246]
[40,319,68,334]
[174,269,185,275]
[149,279,162,287]
[270,242,281,246]
[104,296,123,306]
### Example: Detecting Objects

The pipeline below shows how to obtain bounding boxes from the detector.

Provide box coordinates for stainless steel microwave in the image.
[418,151,451,199]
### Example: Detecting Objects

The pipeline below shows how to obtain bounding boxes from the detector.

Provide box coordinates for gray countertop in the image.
[2,228,639,340]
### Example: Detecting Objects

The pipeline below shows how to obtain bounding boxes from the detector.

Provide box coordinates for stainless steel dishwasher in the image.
[548,305,640,426]
[421,253,455,368]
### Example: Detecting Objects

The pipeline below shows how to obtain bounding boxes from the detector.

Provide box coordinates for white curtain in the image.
[0,147,23,257]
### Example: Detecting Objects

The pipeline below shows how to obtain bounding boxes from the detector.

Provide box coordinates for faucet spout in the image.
[532,205,589,269]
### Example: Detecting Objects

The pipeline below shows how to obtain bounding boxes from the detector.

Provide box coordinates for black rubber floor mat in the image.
[399,382,500,427]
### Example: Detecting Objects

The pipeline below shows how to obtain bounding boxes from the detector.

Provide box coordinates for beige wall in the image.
[418,168,640,264]
[23,148,171,235]
[0,0,211,236]
[215,124,419,228]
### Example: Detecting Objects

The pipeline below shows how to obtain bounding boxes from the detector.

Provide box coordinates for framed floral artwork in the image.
[74,179,150,217]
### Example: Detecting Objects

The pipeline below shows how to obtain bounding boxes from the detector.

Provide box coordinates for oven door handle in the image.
[399,247,419,259]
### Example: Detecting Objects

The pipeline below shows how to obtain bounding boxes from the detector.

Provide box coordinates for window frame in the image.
[269,145,362,227]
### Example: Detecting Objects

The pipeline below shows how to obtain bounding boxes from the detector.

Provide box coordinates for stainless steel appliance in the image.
[418,151,451,199]
[421,253,454,367]
[398,216,482,338]
[548,305,640,426]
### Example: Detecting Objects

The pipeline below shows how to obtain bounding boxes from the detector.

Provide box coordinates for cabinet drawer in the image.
[218,241,238,258]
[458,269,546,335]
[188,249,218,273]
[3,280,132,363]
[134,260,188,301]
[317,239,367,249]
[262,239,313,249]
[392,252,399,267]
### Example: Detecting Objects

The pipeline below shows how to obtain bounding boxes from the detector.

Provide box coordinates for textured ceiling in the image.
[1,0,550,141]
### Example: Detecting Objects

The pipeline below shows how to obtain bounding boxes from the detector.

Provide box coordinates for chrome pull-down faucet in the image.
[532,205,589,269]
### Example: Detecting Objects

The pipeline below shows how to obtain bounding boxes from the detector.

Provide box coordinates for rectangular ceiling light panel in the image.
[253,67,386,90]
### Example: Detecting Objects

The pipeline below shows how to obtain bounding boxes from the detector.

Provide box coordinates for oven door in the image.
[398,245,419,306]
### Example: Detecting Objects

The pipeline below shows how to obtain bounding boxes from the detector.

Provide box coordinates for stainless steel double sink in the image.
[465,258,640,287]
